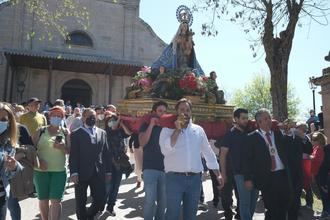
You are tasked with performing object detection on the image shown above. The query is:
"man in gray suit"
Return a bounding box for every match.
[69,108,112,220]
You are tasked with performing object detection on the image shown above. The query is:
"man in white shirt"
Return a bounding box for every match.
[159,98,223,220]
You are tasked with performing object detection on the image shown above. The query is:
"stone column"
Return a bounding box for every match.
[122,0,139,60]
[318,75,330,139]
[313,52,330,138]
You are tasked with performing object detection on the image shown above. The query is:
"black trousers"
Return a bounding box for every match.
[288,181,302,220]
[220,172,240,220]
[262,170,291,220]
[0,196,7,220]
[74,173,106,220]
[209,169,220,203]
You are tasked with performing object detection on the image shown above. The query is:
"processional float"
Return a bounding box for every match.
[117,5,234,139]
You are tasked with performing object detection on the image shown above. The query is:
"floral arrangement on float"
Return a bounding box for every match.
[126,66,219,103]
[131,66,153,92]
[178,72,208,96]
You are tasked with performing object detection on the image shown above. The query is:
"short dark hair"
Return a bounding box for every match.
[152,101,168,112]
[175,98,192,111]
[233,108,248,118]
[210,71,216,77]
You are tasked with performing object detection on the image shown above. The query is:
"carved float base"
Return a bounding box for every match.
[118,98,234,122]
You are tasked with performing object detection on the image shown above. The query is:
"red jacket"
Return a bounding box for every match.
[311,145,324,176]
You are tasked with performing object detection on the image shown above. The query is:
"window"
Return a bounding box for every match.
[66,31,93,47]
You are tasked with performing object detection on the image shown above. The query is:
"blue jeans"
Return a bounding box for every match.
[234,175,258,220]
[165,172,201,220]
[105,168,123,208]
[143,169,166,220]
[7,192,20,220]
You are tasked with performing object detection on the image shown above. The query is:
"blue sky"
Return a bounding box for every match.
[140,0,330,119]
[0,0,328,118]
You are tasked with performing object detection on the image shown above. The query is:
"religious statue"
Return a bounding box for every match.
[150,66,171,98]
[151,5,204,75]
[208,71,226,104]
[175,22,195,69]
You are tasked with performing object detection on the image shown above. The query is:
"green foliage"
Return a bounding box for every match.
[9,0,90,40]
[230,74,300,119]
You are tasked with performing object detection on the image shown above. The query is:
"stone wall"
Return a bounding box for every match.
[0,0,165,104]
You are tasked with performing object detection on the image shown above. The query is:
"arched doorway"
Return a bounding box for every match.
[61,79,92,107]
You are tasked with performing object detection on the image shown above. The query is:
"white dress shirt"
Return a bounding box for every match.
[259,129,285,171]
[159,122,219,173]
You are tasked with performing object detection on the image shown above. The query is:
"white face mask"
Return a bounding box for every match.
[108,119,119,129]
[97,114,105,121]
[0,121,8,134]
[108,121,115,128]
[16,112,23,118]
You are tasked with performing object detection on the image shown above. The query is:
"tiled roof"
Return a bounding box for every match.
[3,48,142,66]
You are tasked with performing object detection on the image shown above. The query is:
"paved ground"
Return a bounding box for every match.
[9,152,320,220]
[9,174,319,220]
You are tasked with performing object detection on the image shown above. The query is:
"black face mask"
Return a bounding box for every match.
[86,116,96,127]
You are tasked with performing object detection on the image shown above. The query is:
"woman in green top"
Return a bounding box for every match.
[32,106,70,220]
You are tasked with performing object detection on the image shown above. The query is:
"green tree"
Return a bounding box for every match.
[5,0,90,40]
[231,74,300,119]
[193,0,329,120]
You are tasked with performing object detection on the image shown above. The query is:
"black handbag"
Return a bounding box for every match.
[116,152,134,178]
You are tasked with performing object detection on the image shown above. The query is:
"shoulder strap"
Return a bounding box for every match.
[35,127,47,149]
[39,127,46,138]
[59,126,69,145]
[60,126,68,137]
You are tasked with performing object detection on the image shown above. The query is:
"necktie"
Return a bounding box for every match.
[89,127,94,135]
[266,132,276,171]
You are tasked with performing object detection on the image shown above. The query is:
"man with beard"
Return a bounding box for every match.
[159,98,223,220]
[220,108,258,220]
[139,101,168,220]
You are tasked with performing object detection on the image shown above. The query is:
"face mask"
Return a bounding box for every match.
[16,112,23,118]
[50,117,62,127]
[0,121,8,134]
[108,120,115,128]
[86,116,96,127]
[97,114,105,121]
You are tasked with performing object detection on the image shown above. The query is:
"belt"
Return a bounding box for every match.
[271,169,286,176]
[169,172,200,176]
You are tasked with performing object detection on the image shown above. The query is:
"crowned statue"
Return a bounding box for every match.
[125,5,227,102]
[151,5,204,76]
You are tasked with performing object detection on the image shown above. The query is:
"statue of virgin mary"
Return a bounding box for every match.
[151,16,204,75]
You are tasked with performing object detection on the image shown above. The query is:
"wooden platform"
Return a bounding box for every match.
[118,98,234,121]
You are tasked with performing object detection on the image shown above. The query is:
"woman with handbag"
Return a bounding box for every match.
[0,102,23,219]
[32,106,70,220]
[104,113,132,216]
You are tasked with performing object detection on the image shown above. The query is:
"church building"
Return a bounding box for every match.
[0,0,165,106]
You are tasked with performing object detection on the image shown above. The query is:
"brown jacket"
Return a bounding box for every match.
[10,145,36,199]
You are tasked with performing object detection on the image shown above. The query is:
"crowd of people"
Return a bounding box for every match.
[0,96,329,220]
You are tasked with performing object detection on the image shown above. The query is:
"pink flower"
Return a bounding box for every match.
[138,78,152,88]
[141,66,151,73]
